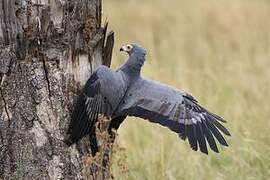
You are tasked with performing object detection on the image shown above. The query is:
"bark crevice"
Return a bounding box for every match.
[42,59,51,96]
[41,57,55,113]
[0,84,10,123]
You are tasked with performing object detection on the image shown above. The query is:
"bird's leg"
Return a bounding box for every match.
[108,116,126,142]
[89,131,99,157]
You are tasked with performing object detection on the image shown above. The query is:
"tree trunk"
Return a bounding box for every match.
[0,0,114,179]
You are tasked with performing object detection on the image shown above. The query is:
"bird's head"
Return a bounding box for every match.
[120,43,147,57]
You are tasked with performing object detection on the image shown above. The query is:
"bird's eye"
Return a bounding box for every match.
[127,45,133,50]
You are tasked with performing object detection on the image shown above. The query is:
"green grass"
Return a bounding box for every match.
[103,0,270,179]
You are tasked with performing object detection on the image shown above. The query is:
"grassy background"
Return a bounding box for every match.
[103,0,270,179]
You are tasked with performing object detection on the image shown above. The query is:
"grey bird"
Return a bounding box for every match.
[65,43,231,155]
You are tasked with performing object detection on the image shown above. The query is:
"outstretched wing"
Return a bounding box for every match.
[117,79,231,154]
[65,72,112,146]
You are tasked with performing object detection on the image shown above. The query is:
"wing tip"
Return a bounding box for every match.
[225,131,232,136]
[212,148,219,153]
[210,112,227,123]
[201,150,209,155]
[223,141,229,147]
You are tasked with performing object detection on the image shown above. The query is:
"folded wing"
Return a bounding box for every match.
[65,72,112,147]
[117,79,231,154]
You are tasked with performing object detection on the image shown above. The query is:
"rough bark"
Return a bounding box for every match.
[0,0,114,179]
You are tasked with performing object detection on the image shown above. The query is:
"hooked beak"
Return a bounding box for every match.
[120,44,133,54]
[120,45,130,53]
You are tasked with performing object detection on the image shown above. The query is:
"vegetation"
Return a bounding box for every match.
[103,0,270,179]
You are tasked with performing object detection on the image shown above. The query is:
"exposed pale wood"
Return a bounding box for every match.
[0,0,114,179]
